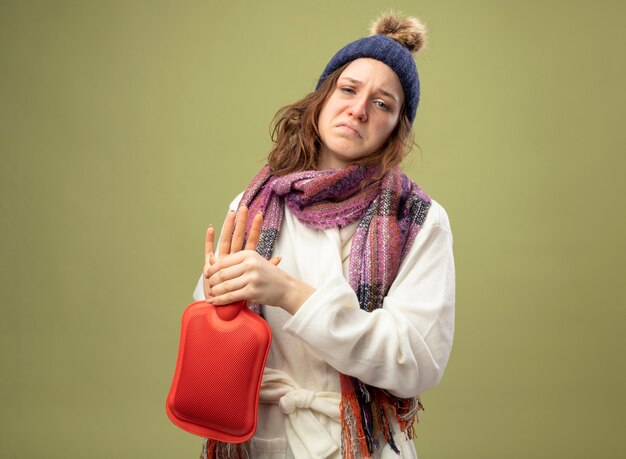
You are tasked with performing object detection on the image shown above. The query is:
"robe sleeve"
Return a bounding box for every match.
[282,200,455,398]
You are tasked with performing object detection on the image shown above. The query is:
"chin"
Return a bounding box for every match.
[334,152,366,164]
[320,139,375,168]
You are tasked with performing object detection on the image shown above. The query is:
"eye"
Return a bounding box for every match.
[374,100,390,111]
[340,86,356,95]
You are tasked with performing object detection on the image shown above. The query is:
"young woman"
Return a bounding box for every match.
[193,13,455,459]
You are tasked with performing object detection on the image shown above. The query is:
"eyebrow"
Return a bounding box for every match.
[339,77,400,104]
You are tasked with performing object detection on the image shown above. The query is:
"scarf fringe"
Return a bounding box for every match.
[341,376,425,457]
[340,375,370,457]
[201,438,250,459]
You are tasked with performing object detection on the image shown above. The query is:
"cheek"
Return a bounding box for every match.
[318,100,333,126]
[318,100,341,136]
[317,110,330,140]
[318,106,329,126]
[374,118,399,145]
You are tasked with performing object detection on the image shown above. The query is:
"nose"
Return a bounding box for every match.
[348,95,368,122]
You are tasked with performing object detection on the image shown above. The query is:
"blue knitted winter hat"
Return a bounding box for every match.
[316,14,427,125]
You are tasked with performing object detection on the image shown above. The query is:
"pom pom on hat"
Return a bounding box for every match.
[369,13,427,53]
[316,12,427,124]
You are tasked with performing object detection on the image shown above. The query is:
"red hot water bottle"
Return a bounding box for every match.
[166,300,272,443]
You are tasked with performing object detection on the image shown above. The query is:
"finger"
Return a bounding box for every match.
[206,288,247,306]
[203,276,211,300]
[208,273,248,298]
[218,210,236,259]
[207,263,247,290]
[230,206,248,254]
[206,286,250,306]
[245,212,264,250]
[204,225,214,271]
[205,251,247,279]
[269,256,282,266]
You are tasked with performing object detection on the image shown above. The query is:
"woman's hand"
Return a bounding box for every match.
[203,205,274,298]
[203,206,315,315]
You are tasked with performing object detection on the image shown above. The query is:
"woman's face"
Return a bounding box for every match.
[317,58,404,170]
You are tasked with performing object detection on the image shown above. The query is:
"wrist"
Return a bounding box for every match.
[281,274,315,315]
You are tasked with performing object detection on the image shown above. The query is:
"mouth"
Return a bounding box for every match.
[336,123,361,138]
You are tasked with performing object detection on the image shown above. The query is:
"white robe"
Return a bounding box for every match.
[194,192,455,458]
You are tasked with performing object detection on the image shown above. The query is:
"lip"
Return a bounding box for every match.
[336,123,361,138]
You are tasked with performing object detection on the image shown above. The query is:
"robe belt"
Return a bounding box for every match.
[259,367,341,459]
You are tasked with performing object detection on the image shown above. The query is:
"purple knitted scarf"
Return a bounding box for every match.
[204,163,431,458]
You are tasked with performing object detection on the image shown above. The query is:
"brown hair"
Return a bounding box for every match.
[267,63,414,177]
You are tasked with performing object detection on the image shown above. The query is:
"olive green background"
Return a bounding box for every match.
[1,0,624,457]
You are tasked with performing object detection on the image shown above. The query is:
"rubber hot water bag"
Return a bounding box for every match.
[166,300,272,442]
